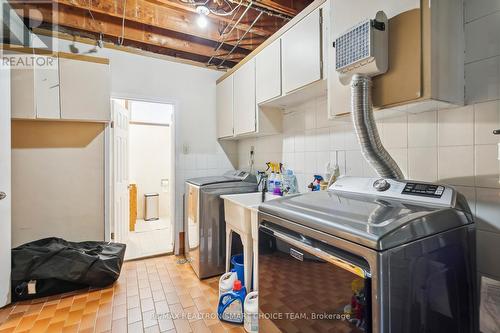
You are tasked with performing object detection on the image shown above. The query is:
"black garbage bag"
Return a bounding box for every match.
[11,237,126,301]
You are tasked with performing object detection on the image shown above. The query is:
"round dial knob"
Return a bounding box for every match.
[373,179,391,192]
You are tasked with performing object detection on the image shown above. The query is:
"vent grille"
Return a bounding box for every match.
[335,20,371,72]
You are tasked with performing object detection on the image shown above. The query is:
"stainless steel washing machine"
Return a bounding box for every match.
[185,170,257,279]
[258,176,476,333]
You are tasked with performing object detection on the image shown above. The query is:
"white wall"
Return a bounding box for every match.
[129,124,171,220]
[238,0,500,302]
[12,123,106,246]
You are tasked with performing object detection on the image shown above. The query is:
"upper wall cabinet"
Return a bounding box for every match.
[328,0,464,117]
[34,55,60,119]
[233,58,257,136]
[216,76,234,138]
[256,39,281,104]
[59,55,110,121]
[11,52,111,122]
[282,7,323,94]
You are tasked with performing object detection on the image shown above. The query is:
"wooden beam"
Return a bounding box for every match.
[54,0,264,50]
[147,0,284,38]
[14,3,248,62]
[32,28,231,69]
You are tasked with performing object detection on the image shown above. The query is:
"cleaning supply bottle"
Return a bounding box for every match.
[218,280,247,324]
[273,171,282,196]
[244,291,258,333]
[283,169,298,194]
[268,168,276,193]
[219,271,238,299]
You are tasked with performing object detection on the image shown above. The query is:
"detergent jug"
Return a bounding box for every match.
[219,271,238,298]
[244,291,258,333]
[217,280,247,324]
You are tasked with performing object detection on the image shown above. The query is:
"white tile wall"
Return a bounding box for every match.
[237,96,500,283]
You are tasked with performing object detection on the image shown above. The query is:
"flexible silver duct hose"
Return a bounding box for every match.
[351,74,405,179]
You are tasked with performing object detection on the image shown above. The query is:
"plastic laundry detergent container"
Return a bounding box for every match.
[218,280,247,324]
[244,291,258,333]
[231,254,245,286]
[219,271,238,298]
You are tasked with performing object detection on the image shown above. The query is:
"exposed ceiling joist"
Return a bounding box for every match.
[8,0,313,67]
[14,3,247,63]
[54,0,266,49]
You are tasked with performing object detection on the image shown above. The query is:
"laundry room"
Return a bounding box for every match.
[0,0,499,332]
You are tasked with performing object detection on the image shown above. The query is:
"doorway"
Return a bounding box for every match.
[111,98,175,260]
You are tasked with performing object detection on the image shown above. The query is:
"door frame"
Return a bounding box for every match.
[107,93,178,251]
[0,64,12,307]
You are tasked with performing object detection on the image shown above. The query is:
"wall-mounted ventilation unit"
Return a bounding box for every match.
[335,11,389,85]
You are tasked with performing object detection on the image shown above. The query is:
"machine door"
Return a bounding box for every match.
[259,221,372,333]
[186,183,200,275]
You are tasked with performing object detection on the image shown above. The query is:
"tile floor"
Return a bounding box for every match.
[0,255,245,333]
[125,224,174,260]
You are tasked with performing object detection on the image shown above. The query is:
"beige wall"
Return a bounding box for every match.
[11,120,105,247]
[129,124,171,220]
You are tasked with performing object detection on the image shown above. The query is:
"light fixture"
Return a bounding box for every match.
[196,5,210,28]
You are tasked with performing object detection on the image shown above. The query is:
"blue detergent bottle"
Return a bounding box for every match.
[217,280,247,324]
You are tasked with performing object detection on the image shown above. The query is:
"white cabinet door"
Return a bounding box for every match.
[256,39,281,104]
[216,76,234,138]
[282,8,322,94]
[59,57,110,121]
[233,59,256,136]
[34,55,60,119]
[11,67,36,119]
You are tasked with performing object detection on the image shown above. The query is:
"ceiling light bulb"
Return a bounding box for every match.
[197,14,208,28]
[195,5,209,28]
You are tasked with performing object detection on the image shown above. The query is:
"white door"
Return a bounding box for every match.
[112,101,129,244]
[256,39,282,104]
[0,66,12,306]
[34,55,60,119]
[282,8,322,94]
[233,58,257,136]
[216,76,234,139]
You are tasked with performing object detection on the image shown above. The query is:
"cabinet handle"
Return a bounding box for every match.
[0,192,6,200]
[493,129,500,135]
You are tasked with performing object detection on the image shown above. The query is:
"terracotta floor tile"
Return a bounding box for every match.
[79,312,97,330]
[142,310,157,328]
[97,302,113,317]
[25,317,51,333]
[165,293,179,306]
[112,303,127,321]
[128,321,144,333]
[127,307,142,324]
[140,299,154,313]
[111,317,127,333]
[50,307,71,325]
[0,256,241,333]
[56,297,73,310]
[95,314,112,333]
[190,320,212,333]
[46,320,65,333]
[179,296,194,310]
[13,313,37,332]
[113,293,126,307]
[144,325,160,333]
[9,305,28,315]
[127,295,140,310]
[64,309,85,326]
[83,299,99,315]
[61,323,79,333]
